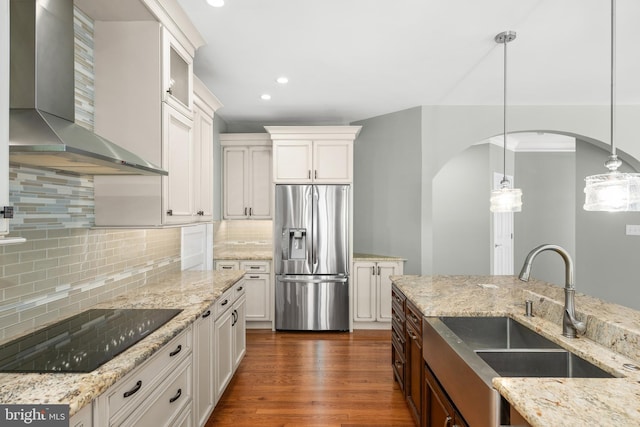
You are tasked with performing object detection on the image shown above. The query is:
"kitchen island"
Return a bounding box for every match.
[392,274,640,426]
[0,270,244,418]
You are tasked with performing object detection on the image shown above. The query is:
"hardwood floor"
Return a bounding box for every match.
[206,329,415,427]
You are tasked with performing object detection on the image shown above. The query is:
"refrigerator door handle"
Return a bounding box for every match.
[312,186,319,271]
[278,277,349,284]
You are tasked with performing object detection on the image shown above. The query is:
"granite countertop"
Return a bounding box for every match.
[353,252,406,262]
[0,270,245,417]
[213,246,405,263]
[214,243,272,260]
[392,275,640,426]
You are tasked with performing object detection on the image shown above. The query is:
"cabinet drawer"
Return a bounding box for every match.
[392,339,405,392]
[392,321,406,352]
[391,286,405,312]
[392,304,405,335]
[240,260,270,273]
[215,287,235,319]
[117,358,192,427]
[234,279,246,299]
[107,329,190,422]
[405,300,422,335]
[215,261,240,271]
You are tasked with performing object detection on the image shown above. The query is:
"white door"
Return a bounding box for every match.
[493,172,514,275]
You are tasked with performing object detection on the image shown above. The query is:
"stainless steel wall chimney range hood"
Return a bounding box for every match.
[9,0,167,176]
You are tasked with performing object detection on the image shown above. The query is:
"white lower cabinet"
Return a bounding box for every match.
[70,403,92,427]
[94,328,192,427]
[192,306,215,426]
[214,281,246,404]
[353,260,404,325]
[215,260,272,325]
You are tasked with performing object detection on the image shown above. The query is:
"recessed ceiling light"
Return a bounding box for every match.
[206,0,224,7]
[261,94,271,100]
[276,76,289,84]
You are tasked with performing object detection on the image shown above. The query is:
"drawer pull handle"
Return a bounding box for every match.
[249,275,260,279]
[221,299,229,306]
[169,345,182,357]
[123,380,142,398]
[237,286,244,291]
[222,266,233,270]
[202,310,211,318]
[250,266,260,269]
[169,388,182,403]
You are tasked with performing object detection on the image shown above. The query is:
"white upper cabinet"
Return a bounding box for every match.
[163,28,193,117]
[193,76,222,222]
[90,2,219,226]
[162,104,194,224]
[221,134,272,220]
[266,126,361,184]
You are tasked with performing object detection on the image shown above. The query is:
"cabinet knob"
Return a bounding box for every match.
[197,210,204,216]
[166,209,173,216]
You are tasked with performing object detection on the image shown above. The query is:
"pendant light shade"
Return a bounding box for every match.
[490,30,522,213]
[583,0,640,212]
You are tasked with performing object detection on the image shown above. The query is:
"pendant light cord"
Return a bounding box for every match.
[503,36,508,183]
[610,0,616,157]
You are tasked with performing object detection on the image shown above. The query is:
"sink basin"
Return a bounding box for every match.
[423,316,618,426]
[475,349,613,378]
[440,316,560,350]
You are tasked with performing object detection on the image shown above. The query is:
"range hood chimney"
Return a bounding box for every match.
[9,0,167,176]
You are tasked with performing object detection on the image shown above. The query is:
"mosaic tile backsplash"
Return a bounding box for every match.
[0,227,181,343]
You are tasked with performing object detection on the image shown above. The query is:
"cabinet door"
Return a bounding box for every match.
[406,321,423,425]
[376,262,402,322]
[232,295,247,371]
[353,262,376,322]
[424,365,456,427]
[193,104,214,221]
[313,140,352,183]
[248,147,272,218]
[193,307,214,426]
[162,28,193,116]
[273,141,313,183]
[244,274,270,321]
[214,307,234,401]
[223,147,249,219]
[163,104,194,224]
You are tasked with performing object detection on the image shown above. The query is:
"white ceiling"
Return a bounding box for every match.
[176,0,640,127]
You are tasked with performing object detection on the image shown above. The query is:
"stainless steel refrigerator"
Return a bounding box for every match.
[274,184,350,331]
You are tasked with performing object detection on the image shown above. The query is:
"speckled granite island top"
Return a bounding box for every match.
[392,275,640,427]
[0,270,244,417]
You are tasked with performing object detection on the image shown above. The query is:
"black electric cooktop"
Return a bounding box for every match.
[0,308,182,373]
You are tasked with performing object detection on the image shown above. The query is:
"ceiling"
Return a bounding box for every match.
[176,0,640,128]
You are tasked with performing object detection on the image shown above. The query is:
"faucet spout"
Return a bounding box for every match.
[518,244,585,338]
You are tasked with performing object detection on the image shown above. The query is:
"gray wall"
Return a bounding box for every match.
[352,107,422,274]
[433,144,491,274]
[575,141,640,309]
[514,151,575,286]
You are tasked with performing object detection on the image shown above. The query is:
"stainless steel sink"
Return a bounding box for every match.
[423,316,617,427]
[476,349,613,378]
[440,316,560,350]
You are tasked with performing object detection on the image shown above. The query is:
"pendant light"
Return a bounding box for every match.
[584,0,640,212]
[490,31,523,213]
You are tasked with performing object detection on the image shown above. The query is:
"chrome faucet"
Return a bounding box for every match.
[518,244,586,338]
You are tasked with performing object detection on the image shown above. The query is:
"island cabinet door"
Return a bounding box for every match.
[423,364,469,427]
[405,319,423,425]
